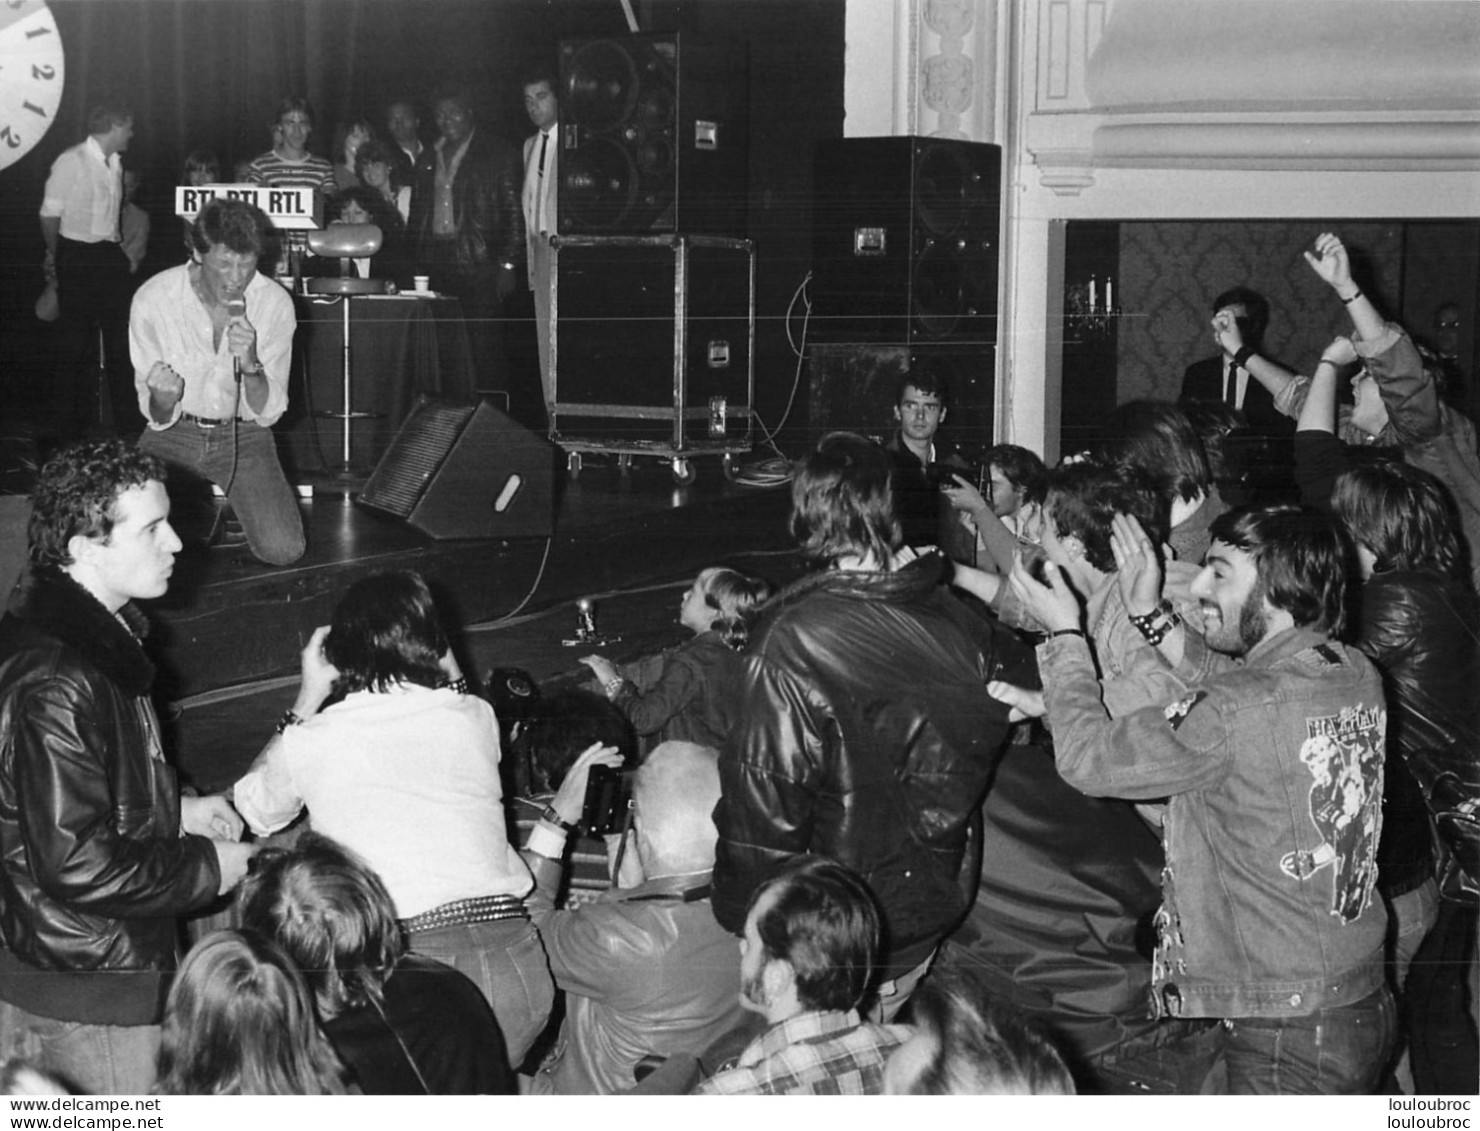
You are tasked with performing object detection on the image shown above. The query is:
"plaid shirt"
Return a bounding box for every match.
[697,1009,908,1095]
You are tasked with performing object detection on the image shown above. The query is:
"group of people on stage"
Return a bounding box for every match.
[21,89,1480,1096]
[36,77,564,569]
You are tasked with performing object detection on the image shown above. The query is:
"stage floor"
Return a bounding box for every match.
[151,453,801,791]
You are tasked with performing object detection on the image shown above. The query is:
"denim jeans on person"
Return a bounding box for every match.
[139,420,305,566]
[406,917,555,1069]
[1221,985,1397,1094]
[0,999,158,1095]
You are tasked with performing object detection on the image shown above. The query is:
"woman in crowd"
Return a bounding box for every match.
[231,570,555,1067]
[331,116,376,190]
[357,139,413,222]
[154,930,348,1095]
[301,185,413,290]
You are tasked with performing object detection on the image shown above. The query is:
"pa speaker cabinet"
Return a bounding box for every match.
[811,137,1001,345]
[558,32,749,236]
[807,342,996,454]
[358,397,554,540]
[550,234,754,457]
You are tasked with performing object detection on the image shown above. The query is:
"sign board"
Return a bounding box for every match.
[174,184,324,230]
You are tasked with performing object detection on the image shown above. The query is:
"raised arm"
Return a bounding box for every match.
[1305,231,1385,343]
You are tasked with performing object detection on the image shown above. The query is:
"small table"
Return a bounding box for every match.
[279,293,475,476]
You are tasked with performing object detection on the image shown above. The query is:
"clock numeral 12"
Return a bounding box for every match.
[32,64,55,81]
[0,127,21,150]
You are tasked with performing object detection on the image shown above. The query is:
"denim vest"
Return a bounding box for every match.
[1044,626,1389,1020]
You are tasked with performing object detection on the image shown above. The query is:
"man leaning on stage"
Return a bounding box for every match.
[39,102,138,437]
[1014,504,1394,1093]
[698,857,908,1095]
[130,197,306,567]
[521,740,745,1094]
[0,440,254,1095]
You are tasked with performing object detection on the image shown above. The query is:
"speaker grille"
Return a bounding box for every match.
[358,400,476,518]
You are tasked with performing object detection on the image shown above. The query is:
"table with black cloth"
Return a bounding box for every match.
[279,293,475,476]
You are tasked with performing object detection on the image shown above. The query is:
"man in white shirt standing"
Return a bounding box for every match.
[521,69,560,417]
[39,103,137,437]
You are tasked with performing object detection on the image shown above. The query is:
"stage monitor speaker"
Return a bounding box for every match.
[811,137,1001,346]
[558,32,749,236]
[358,397,554,540]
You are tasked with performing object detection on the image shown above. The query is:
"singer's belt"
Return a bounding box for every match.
[180,413,244,429]
[398,894,529,934]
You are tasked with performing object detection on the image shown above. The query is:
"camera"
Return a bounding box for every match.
[926,462,973,490]
[580,763,634,836]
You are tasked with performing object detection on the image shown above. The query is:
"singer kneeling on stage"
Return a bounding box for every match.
[130,197,305,566]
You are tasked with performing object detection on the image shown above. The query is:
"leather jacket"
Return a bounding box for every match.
[526,847,744,1095]
[711,556,1035,978]
[0,573,220,1025]
[1042,625,1389,1020]
[1358,570,1480,898]
[408,129,524,275]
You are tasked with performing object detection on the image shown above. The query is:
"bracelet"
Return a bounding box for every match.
[1340,290,1363,305]
[1127,600,1172,632]
[1129,601,1182,646]
[440,676,469,695]
[1046,628,1084,640]
[274,709,306,735]
[539,804,578,835]
[603,675,626,700]
[1232,346,1256,368]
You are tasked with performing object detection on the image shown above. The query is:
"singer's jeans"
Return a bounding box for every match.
[139,420,305,566]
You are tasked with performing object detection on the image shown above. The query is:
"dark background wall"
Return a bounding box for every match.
[0,0,845,455]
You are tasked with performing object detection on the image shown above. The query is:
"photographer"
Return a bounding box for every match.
[884,368,977,563]
[521,741,745,1094]
[232,570,553,1068]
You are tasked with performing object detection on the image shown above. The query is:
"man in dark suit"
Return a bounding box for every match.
[1179,286,1290,437]
[408,86,524,396]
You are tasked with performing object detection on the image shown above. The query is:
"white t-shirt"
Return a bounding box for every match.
[234,684,531,916]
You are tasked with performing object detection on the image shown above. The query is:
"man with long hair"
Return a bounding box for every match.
[1016,504,1393,1093]
[711,432,1034,1021]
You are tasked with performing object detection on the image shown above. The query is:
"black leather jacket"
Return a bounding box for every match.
[408,129,524,275]
[711,556,1036,977]
[0,574,219,1024]
[1358,569,1480,897]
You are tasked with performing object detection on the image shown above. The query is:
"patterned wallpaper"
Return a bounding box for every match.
[1116,222,1405,403]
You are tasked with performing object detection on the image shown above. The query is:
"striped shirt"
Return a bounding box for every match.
[697,1009,908,1095]
[244,150,337,194]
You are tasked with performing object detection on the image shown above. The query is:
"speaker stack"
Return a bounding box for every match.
[358,397,555,540]
[557,32,749,236]
[808,137,1002,445]
[549,33,755,478]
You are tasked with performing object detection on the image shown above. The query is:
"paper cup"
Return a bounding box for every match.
[413,275,430,293]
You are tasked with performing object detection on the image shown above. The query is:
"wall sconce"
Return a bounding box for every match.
[1065,274,1118,343]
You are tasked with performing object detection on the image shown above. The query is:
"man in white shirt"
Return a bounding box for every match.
[130,198,305,566]
[521,70,560,414]
[39,104,137,437]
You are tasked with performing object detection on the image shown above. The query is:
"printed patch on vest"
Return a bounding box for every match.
[1278,704,1386,922]
[1163,692,1206,731]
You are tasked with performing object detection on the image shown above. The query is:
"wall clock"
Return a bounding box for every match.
[0,0,63,172]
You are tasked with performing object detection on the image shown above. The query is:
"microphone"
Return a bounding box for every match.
[227,298,246,382]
